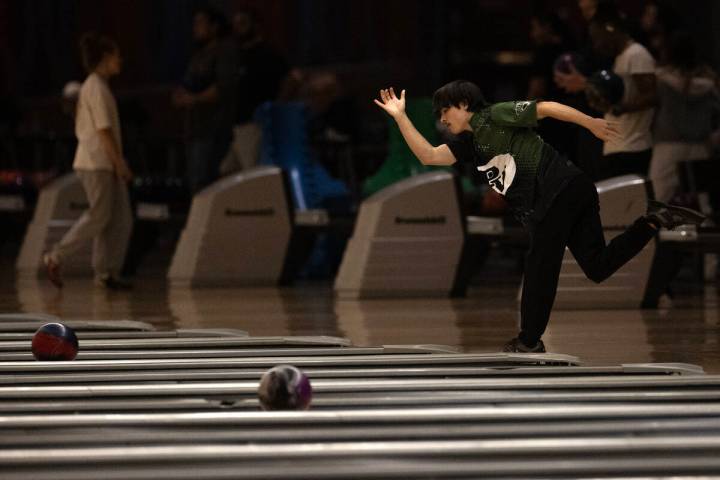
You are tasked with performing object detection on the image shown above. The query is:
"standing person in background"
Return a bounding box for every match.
[553,0,615,179]
[554,0,617,96]
[588,12,657,179]
[528,12,572,102]
[638,0,679,66]
[642,31,720,308]
[649,31,720,204]
[173,6,235,192]
[43,32,133,290]
[219,8,290,175]
[527,12,575,158]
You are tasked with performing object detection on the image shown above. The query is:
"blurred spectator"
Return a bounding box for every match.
[528,12,573,100]
[173,6,235,192]
[577,0,599,21]
[43,32,133,290]
[552,0,614,179]
[527,12,575,157]
[297,70,355,143]
[219,8,290,175]
[588,12,656,179]
[554,0,619,95]
[649,30,720,203]
[638,0,679,65]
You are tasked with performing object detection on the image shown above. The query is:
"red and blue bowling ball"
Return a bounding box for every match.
[258,365,312,411]
[31,323,79,361]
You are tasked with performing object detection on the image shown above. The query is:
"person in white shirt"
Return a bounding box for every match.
[650,31,720,203]
[587,13,657,179]
[43,32,133,290]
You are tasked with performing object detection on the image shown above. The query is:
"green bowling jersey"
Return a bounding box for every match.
[451,100,581,226]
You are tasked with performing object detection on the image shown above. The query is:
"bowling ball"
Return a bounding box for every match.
[480,190,508,216]
[258,365,312,411]
[31,323,79,361]
[553,52,589,75]
[585,69,625,112]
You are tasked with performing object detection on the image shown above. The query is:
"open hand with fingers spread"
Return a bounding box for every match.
[586,117,620,142]
[373,87,406,119]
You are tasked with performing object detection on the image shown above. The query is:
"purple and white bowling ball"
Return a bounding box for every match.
[258,365,313,411]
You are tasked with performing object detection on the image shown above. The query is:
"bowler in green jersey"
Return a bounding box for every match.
[374,81,706,352]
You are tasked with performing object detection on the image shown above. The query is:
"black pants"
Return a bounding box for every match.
[519,173,656,346]
[598,149,652,181]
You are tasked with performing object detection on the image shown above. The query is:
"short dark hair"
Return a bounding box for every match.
[532,12,564,35]
[667,30,698,72]
[194,4,230,37]
[79,32,117,73]
[432,80,487,117]
[589,9,628,35]
[233,6,259,24]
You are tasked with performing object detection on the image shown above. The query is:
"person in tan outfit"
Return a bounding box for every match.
[43,32,133,289]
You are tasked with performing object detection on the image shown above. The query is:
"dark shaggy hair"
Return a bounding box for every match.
[194,4,230,37]
[589,9,629,34]
[667,30,698,72]
[432,80,488,117]
[79,32,117,74]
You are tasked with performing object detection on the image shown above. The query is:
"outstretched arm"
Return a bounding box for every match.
[374,87,456,166]
[537,101,619,142]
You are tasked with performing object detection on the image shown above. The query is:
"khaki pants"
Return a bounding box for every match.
[649,142,709,203]
[649,142,717,282]
[50,170,133,278]
[219,122,262,176]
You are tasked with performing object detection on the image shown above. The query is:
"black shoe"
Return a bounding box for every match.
[42,253,63,289]
[95,275,133,290]
[646,200,706,230]
[502,337,546,353]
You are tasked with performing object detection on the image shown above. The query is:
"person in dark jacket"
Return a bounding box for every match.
[173,6,235,193]
[374,80,705,353]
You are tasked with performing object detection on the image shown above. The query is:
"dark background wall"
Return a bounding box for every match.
[2,0,718,98]
[0,0,718,176]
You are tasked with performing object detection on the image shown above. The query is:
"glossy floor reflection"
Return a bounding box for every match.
[2,261,718,372]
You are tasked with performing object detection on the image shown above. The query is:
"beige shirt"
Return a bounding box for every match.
[603,42,655,155]
[72,73,122,171]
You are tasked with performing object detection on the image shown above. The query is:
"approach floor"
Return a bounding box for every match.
[0,253,717,373]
